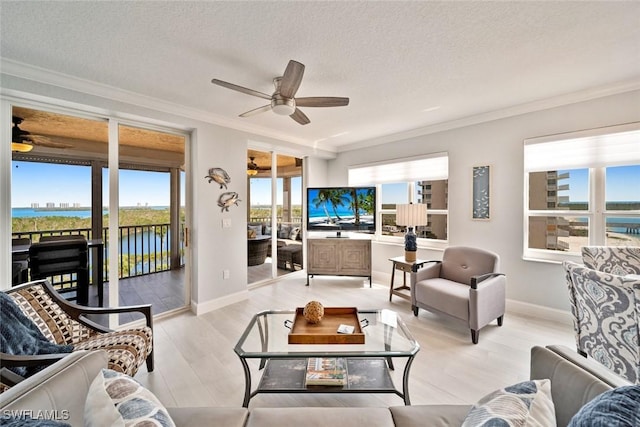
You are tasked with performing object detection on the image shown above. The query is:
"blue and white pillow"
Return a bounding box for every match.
[84,368,175,427]
[462,379,556,427]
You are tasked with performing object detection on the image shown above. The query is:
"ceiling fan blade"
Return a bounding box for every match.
[211,79,272,100]
[295,97,350,108]
[290,108,310,125]
[279,60,305,98]
[31,136,73,149]
[239,104,272,117]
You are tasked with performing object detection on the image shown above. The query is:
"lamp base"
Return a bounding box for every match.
[405,250,417,263]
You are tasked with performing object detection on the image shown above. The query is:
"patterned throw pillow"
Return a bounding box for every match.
[568,385,640,427]
[84,368,175,427]
[462,379,556,427]
[0,416,70,427]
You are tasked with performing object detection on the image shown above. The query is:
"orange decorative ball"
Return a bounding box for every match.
[303,301,324,324]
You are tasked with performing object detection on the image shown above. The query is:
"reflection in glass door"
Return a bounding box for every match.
[247,149,302,284]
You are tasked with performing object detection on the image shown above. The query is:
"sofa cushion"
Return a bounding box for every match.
[567,385,640,427]
[390,404,472,427]
[248,224,263,237]
[85,368,175,427]
[246,407,395,427]
[167,407,248,427]
[414,278,470,321]
[461,379,556,427]
[278,224,292,239]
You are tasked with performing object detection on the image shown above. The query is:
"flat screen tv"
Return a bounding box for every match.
[307,187,376,236]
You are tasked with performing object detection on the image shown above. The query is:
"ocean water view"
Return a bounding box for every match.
[12,206,168,218]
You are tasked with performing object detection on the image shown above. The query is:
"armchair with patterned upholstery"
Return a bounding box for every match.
[563,261,640,384]
[410,246,506,344]
[1,279,153,391]
[581,246,640,276]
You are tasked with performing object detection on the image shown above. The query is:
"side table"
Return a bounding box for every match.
[388,256,428,302]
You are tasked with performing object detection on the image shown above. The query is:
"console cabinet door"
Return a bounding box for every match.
[307,239,371,277]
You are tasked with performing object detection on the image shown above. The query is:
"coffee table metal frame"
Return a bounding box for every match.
[234,309,420,407]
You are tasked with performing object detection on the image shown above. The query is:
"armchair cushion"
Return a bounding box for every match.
[74,328,153,377]
[440,246,500,286]
[414,278,470,321]
[0,293,73,377]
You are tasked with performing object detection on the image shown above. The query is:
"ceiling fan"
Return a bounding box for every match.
[247,156,270,176]
[211,60,349,125]
[12,116,73,151]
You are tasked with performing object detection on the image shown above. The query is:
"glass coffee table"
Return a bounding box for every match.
[234,309,420,407]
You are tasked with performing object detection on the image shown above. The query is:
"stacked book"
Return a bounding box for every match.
[305,358,347,386]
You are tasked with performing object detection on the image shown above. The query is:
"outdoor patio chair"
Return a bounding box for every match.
[563,261,639,384]
[0,279,153,391]
[28,238,89,305]
[410,246,506,344]
[11,238,30,286]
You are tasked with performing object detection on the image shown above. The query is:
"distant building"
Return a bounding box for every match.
[59,202,69,208]
[46,202,55,208]
[73,203,81,208]
[529,171,571,251]
[416,180,448,240]
[30,203,39,208]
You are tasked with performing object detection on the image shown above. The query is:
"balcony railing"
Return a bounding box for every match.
[12,222,185,281]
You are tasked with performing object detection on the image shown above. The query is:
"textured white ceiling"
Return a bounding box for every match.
[1,1,639,151]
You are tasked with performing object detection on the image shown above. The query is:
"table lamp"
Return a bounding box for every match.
[396,203,427,262]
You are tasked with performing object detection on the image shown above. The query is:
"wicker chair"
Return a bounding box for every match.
[1,279,153,390]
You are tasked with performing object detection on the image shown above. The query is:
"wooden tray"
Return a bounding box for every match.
[288,307,365,344]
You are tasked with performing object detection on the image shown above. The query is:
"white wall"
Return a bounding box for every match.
[328,90,640,311]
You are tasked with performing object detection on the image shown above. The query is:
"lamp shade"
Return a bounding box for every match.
[396,203,427,227]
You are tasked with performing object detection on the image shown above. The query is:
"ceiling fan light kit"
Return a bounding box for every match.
[211,60,349,125]
[11,142,33,152]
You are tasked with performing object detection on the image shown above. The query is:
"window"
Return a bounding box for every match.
[524,123,640,261]
[349,153,448,244]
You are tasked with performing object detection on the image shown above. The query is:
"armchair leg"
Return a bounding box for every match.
[412,306,419,316]
[471,329,479,344]
[146,351,155,372]
[497,315,504,326]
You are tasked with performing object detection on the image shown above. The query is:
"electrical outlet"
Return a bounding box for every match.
[222,218,232,228]
[223,269,230,279]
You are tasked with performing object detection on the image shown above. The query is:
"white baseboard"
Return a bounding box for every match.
[506,299,573,325]
[191,289,249,316]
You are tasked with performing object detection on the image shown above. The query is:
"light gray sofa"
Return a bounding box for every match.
[0,345,630,427]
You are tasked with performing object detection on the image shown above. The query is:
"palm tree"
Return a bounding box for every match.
[349,188,361,224]
[326,189,350,221]
[312,189,335,223]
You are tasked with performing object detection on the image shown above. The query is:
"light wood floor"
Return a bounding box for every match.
[136,272,575,410]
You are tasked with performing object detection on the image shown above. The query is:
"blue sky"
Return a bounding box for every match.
[11,161,184,207]
[10,161,638,208]
[250,177,302,206]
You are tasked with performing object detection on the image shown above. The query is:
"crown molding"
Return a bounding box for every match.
[0,58,325,150]
[339,78,640,153]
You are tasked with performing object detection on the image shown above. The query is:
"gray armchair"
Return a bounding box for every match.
[410,246,506,344]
